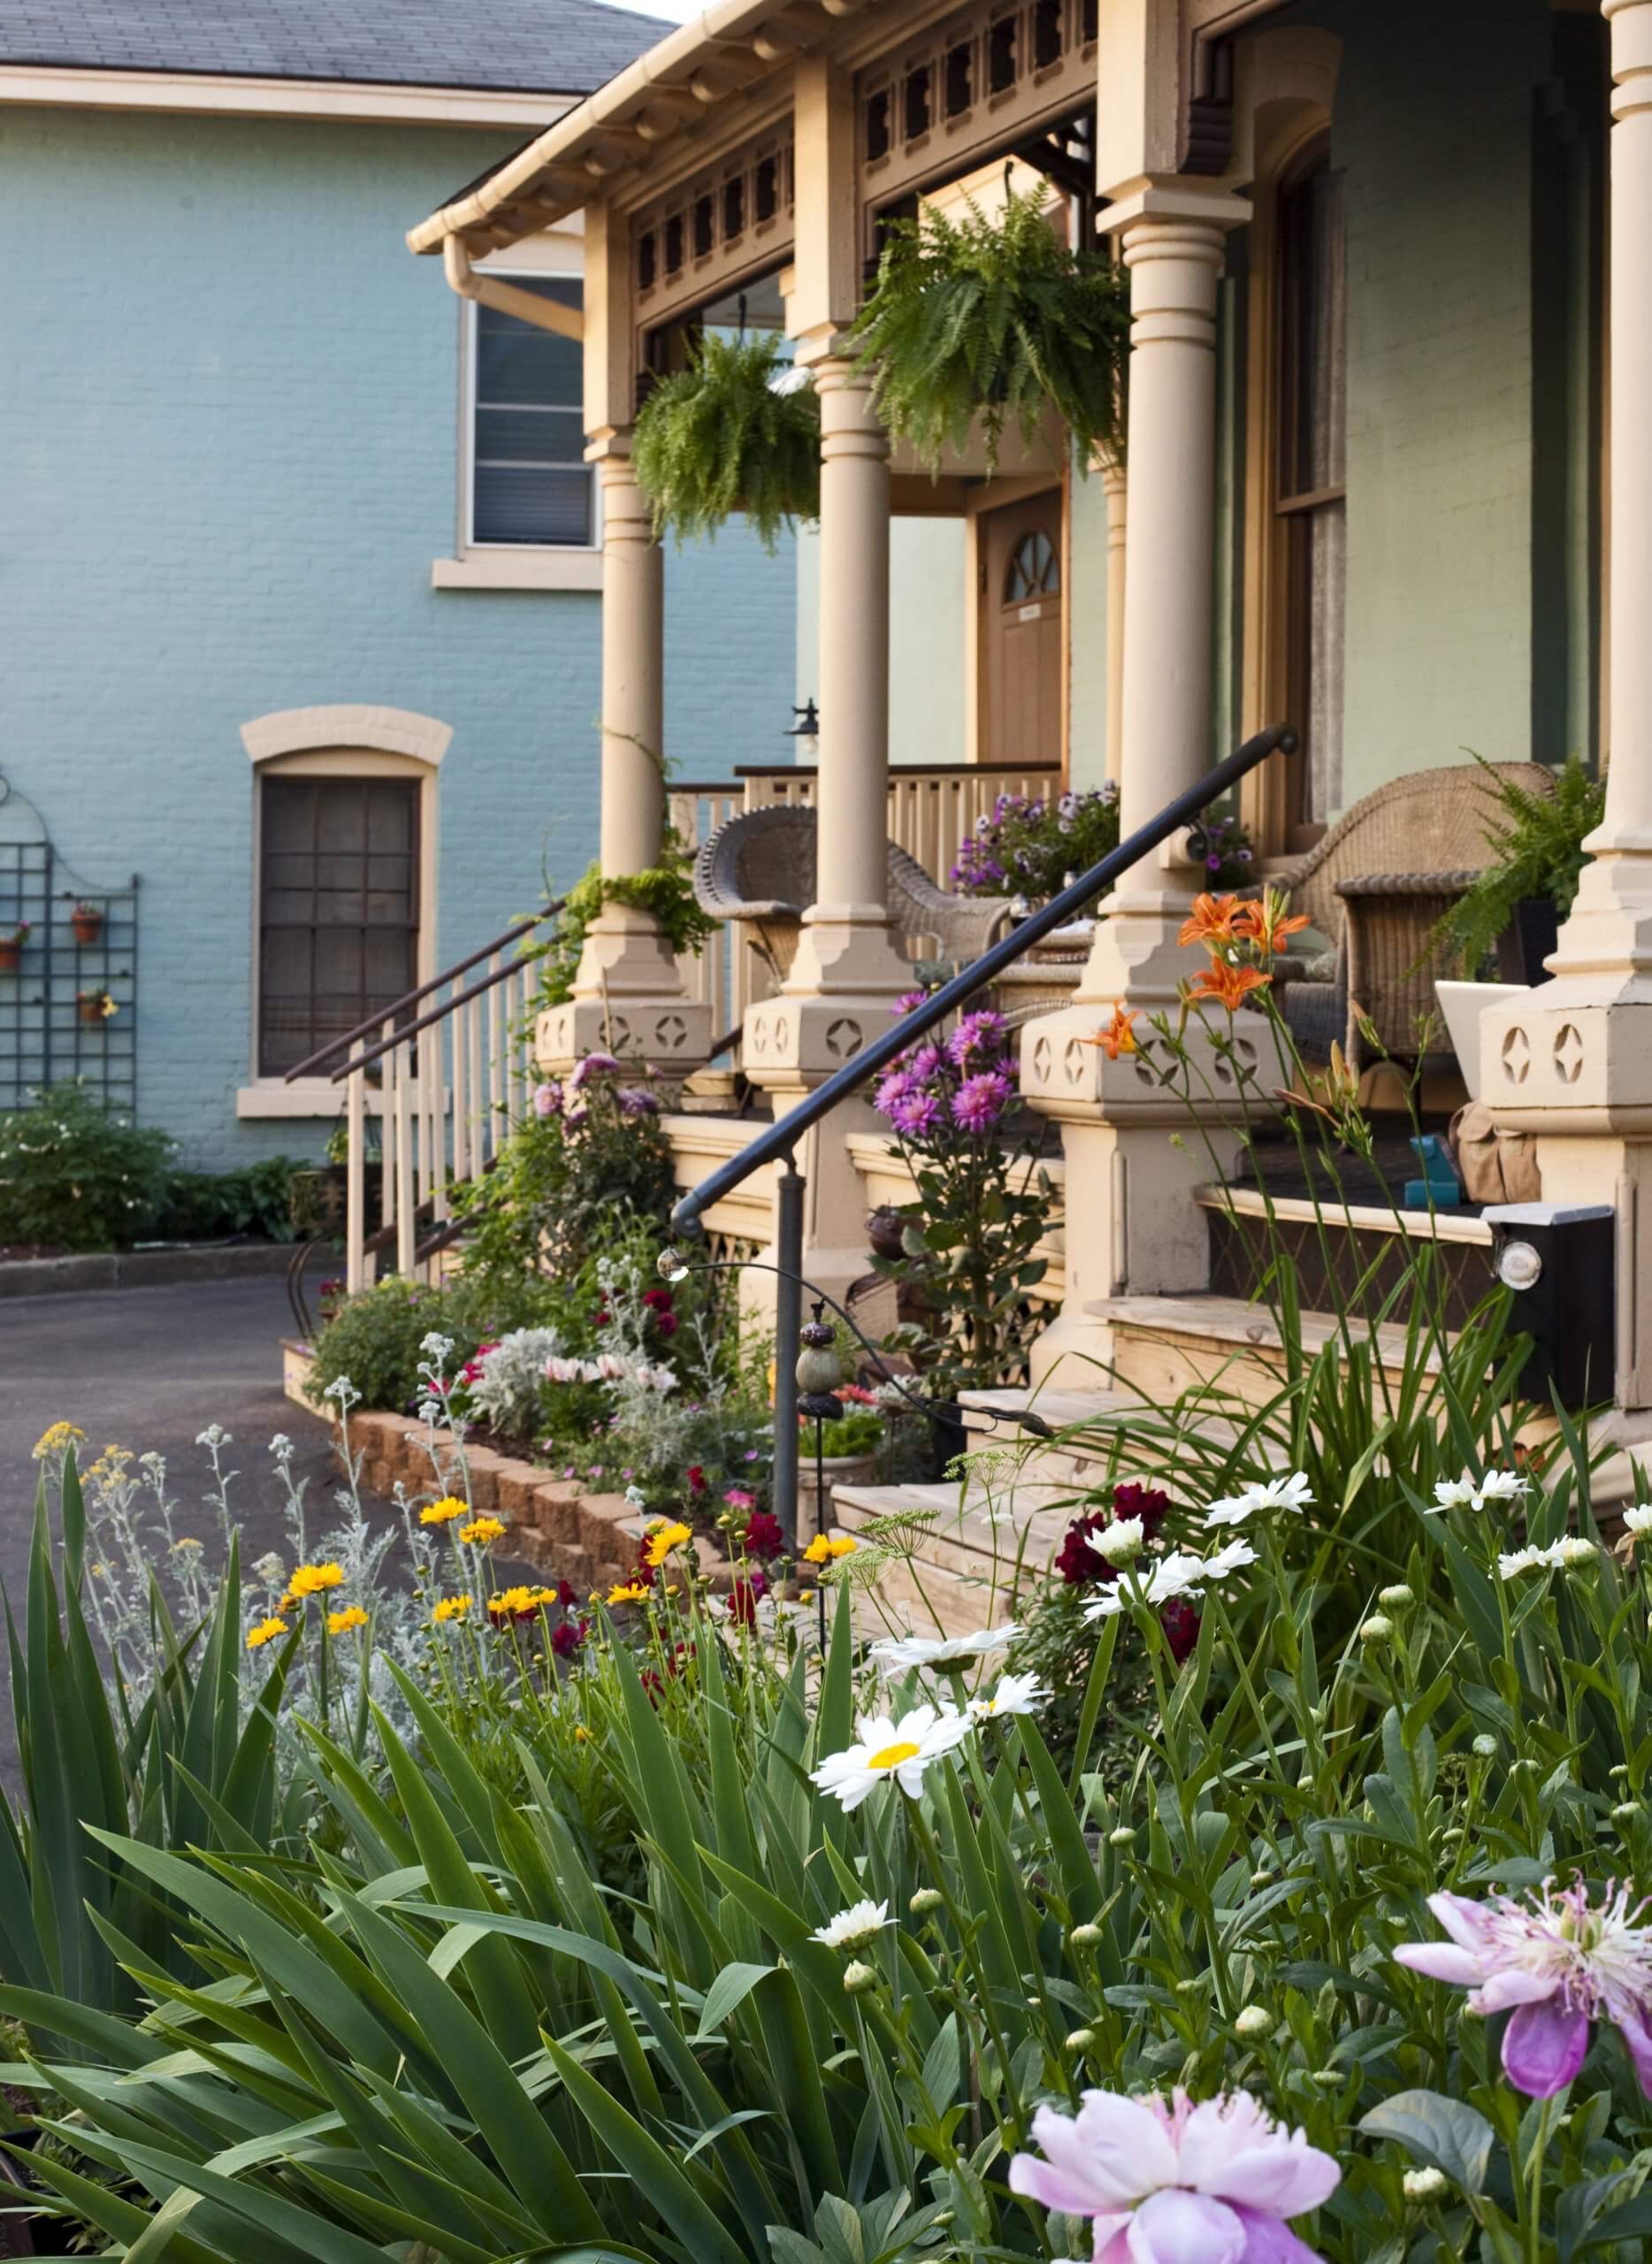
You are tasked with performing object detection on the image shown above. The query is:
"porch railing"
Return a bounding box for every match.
[667,760,1061,1040]
[669,725,1297,1548]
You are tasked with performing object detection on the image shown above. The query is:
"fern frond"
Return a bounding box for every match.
[632,331,820,550]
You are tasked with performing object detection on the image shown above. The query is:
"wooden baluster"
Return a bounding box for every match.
[487,952,504,1165]
[466,986,482,1179]
[344,1048,366,1296]
[450,987,469,1189]
[394,1035,417,1278]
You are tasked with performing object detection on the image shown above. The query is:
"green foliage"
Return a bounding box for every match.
[850,183,1128,475]
[535,829,715,1008]
[304,1274,548,1415]
[153,1154,302,1243]
[810,1408,884,1459]
[0,1083,174,1251]
[633,329,821,549]
[1434,753,1606,975]
[951,784,1120,898]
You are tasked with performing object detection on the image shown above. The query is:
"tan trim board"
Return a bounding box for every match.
[0,64,575,128]
[432,549,604,592]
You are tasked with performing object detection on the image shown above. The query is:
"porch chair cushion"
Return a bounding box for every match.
[692,802,1011,983]
[1269,761,1556,1069]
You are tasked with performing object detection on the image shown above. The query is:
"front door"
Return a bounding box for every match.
[978,490,1063,767]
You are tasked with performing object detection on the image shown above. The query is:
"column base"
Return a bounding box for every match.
[535,906,712,1077]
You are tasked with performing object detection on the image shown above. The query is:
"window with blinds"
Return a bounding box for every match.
[470,276,593,547]
[258,777,419,1076]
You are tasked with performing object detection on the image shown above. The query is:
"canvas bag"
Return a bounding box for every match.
[1448,1102,1541,1205]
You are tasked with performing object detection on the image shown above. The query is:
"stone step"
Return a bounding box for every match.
[1086,1291,1445,1407]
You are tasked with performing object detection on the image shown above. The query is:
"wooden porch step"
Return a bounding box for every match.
[1086,1291,1446,1405]
[830,1474,1087,1633]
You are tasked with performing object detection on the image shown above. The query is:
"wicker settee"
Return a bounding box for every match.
[1271,761,1556,1068]
[692,803,1012,985]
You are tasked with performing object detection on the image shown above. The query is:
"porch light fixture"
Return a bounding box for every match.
[1483,1201,1615,1410]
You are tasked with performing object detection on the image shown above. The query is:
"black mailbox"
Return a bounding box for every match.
[1483,1202,1615,1411]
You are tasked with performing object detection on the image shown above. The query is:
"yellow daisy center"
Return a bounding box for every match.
[868,1740,922,1771]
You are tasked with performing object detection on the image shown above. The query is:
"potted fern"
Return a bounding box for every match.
[1434,753,1606,983]
[632,331,820,551]
[850,182,1128,474]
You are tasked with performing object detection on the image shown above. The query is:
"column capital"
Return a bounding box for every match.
[1099,178,1253,239]
[1605,0,1652,116]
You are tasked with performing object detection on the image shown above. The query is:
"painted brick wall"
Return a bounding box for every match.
[0,105,794,1166]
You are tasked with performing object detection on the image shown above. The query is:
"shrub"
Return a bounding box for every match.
[0,1082,174,1251]
[152,1153,302,1243]
[304,1274,550,1416]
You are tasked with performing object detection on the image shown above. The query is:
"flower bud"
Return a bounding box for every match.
[1403,2168,1448,2203]
[908,1887,944,1916]
[1310,2069,1342,2090]
[1611,1763,1631,1780]
[1174,1975,1205,1996]
[1612,1801,1641,1826]
[1357,1614,1393,1645]
[1250,1870,1272,1888]
[1472,1733,1498,1758]
[1108,1825,1136,1847]
[1378,1584,1414,1610]
[843,1961,878,1995]
[1235,2006,1273,2039]
[1063,2029,1097,2053]
[1069,1922,1103,1947]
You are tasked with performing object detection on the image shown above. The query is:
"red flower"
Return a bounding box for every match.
[742,1511,784,1560]
[728,1573,767,1625]
[1160,1597,1201,1663]
[1052,1482,1171,1586]
[686,1465,707,1496]
[1112,1482,1170,1538]
[654,1312,678,1338]
[555,1579,577,1609]
[551,1617,589,1658]
[642,1287,674,1312]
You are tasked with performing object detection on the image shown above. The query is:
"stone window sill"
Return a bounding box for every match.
[432,548,603,593]
[237,1080,386,1119]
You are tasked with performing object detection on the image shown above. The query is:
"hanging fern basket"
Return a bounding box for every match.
[632,331,821,551]
[849,183,1129,476]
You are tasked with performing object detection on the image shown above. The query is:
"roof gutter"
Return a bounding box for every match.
[407,0,807,256]
[441,233,584,340]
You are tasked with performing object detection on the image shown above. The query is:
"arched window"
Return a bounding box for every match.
[1274,142,1346,837]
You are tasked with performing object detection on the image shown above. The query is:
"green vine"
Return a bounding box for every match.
[849,181,1129,476]
[534,828,716,1007]
[632,330,821,551]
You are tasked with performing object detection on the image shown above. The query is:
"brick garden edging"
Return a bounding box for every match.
[332,1408,733,1596]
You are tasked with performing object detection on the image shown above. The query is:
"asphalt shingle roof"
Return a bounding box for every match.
[0,0,673,96]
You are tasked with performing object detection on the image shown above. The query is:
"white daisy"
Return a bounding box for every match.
[810,1897,891,1950]
[1624,1504,1652,1536]
[1428,1470,1529,1515]
[1083,1541,1258,1623]
[1552,1535,1598,1568]
[809,1705,973,1810]
[968,1671,1048,1721]
[1497,1546,1544,1579]
[1088,1516,1145,1567]
[1429,1477,1479,1513]
[1204,1536,1263,1580]
[871,1625,1021,1670]
[1205,1471,1314,1528]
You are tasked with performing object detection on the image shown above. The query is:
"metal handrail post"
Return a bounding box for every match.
[772,1158,805,1552]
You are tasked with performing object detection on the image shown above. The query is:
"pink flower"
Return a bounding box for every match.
[532,1082,562,1118]
[723,1488,757,1511]
[952,1069,1013,1133]
[1394,1879,1652,2099]
[874,1070,914,1118]
[569,1052,620,1089]
[1009,2087,1339,2264]
[947,1008,1006,1067]
[891,1090,944,1139]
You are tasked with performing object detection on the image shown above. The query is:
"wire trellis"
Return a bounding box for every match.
[0,769,140,1113]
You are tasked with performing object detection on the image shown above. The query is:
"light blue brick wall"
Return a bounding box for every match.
[0,104,793,1166]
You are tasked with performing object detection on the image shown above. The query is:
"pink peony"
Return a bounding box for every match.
[1009,2087,1339,2264]
[1395,1879,1652,2099]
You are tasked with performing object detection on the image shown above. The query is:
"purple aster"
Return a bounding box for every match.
[873,1069,914,1120]
[891,1090,944,1139]
[1395,1878,1652,2099]
[952,1070,1013,1133]
[617,1087,660,1116]
[570,1051,621,1089]
[532,1081,562,1118]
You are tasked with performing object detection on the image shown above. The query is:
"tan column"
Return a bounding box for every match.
[1100,459,1128,788]
[1480,0,1652,1430]
[535,447,710,1076]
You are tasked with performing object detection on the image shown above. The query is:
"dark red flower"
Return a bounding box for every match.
[741,1510,784,1561]
[654,1312,678,1338]
[555,1579,577,1609]
[1112,1481,1170,1538]
[1160,1598,1200,1663]
[686,1465,707,1495]
[728,1574,766,1626]
[551,1617,589,1658]
[1053,1481,1173,1586]
[642,1287,674,1312]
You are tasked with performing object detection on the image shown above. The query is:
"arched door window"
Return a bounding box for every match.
[1275,144,1346,838]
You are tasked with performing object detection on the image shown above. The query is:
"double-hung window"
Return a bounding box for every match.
[469,276,593,547]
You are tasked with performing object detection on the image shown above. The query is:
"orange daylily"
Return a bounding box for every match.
[1235,889,1311,958]
[1189,960,1273,1013]
[1179,893,1248,947]
[1090,1005,1142,1059]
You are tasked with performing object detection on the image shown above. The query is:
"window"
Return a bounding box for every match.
[470,276,592,547]
[257,776,419,1076]
[1274,149,1346,834]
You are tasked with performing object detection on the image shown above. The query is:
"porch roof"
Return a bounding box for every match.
[408,0,802,254]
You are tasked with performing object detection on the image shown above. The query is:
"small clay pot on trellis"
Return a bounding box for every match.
[70,901,103,945]
[77,988,117,1027]
[0,926,27,975]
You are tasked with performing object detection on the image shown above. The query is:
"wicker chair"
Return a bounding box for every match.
[1271,761,1556,1068]
[692,803,1011,987]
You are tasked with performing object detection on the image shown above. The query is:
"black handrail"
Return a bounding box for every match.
[669,723,1296,1235]
[328,946,539,1082]
[282,904,560,1083]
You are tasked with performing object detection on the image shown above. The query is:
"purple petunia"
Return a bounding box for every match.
[952,1070,1013,1133]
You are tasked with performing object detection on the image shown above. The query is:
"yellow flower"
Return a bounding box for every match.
[802,1534,859,1564]
[643,1519,693,1568]
[432,1594,471,1623]
[420,1496,469,1526]
[170,1535,203,1553]
[326,1604,369,1635]
[458,1516,507,1545]
[487,1586,537,1618]
[574,1725,591,1742]
[288,1562,346,1597]
[247,1617,289,1650]
[606,1580,652,1606]
[31,1421,86,1461]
